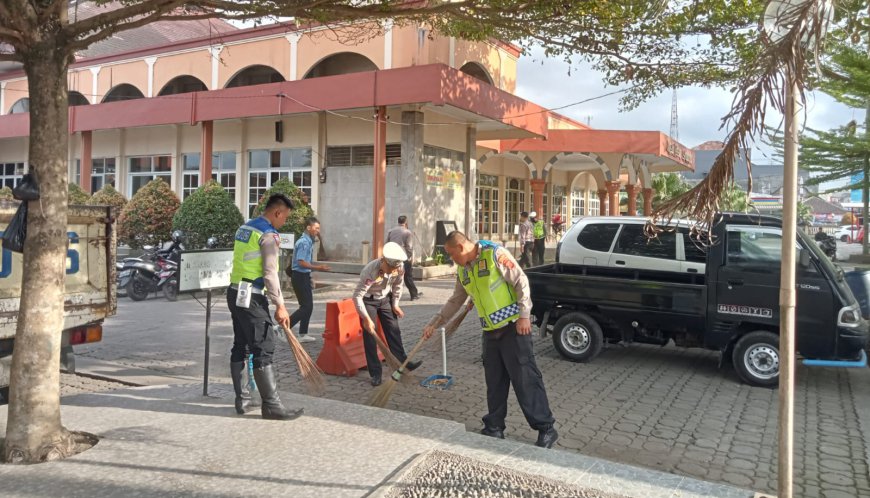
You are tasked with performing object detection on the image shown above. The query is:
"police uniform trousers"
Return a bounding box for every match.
[482,320,555,431]
[227,288,275,368]
[360,295,408,378]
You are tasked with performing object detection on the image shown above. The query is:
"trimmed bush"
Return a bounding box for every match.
[118,179,180,249]
[251,177,314,237]
[69,183,91,204]
[0,187,12,201]
[173,181,244,249]
[88,184,128,212]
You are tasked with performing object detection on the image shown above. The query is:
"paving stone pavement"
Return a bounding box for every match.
[81,274,870,497]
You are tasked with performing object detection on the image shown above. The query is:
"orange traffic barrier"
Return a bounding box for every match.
[316,299,386,377]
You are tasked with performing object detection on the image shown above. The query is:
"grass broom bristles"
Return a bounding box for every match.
[280,324,326,395]
[369,334,429,408]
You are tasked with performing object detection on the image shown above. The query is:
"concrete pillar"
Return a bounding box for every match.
[383,20,394,69]
[144,57,157,97]
[643,188,655,216]
[607,181,621,216]
[209,46,223,90]
[464,125,477,238]
[0,81,5,116]
[531,179,546,216]
[81,131,93,193]
[89,67,100,102]
[625,184,639,216]
[200,120,213,185]
[597,189,608,216]
[372,106,387,258]
[285,33,302,81]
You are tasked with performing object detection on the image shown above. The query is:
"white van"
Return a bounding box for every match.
[557,217,706,274]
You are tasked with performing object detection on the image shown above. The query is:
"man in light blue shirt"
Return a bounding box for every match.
[290,217,330,342]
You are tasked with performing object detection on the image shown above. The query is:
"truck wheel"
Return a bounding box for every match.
[163,280,179,302]
[0,386,8,403]
[732,331,780,387]
[552,312,603,362]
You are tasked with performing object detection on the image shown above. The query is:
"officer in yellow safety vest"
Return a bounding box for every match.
[423,231,558,448]
[227,193,302,421]
[530,211,546,266]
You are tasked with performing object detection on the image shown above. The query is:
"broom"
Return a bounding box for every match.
[279,323,326,395]
[363,322,403,371]
[368,302,475,408]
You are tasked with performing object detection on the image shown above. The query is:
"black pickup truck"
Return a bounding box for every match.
[527,213,868,387]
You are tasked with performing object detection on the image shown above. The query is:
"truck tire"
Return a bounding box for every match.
[552,312,603,362]
[732,331,780,387]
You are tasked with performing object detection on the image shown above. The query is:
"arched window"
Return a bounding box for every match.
[158,75,207,96]
[69,91,89,106]
[102,84,145,103]
[303,53,378,79]
[459,62,494,85]
[9,98,29,114]
[225,65,284,88]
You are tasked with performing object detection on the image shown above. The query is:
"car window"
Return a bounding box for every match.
[613,224,676,259]
[679,228,708,263]
[577,223,620,252]
[726,226,812,273]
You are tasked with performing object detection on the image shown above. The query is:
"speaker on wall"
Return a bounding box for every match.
[275,121,284,143]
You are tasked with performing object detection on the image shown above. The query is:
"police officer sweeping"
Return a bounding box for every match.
[423,231,558,448]
[353,241,422,386]
[227,193,302,420]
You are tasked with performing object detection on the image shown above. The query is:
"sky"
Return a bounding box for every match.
[513,46,857,166]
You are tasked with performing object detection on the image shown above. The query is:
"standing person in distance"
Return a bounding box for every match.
[530,211,546,266]
[227,193,302,420]
[387,215,422,300]
[423,231,558,448]
[290,216,330,343]
[353,242,422,386]
[517,211,533,269]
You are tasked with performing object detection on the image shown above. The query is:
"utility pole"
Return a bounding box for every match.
[670,89,679,140]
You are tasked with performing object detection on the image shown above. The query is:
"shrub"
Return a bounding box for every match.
[173,181,244,249]
[88,184,128,212]
[68,183,91,204]
[251,178,314,237]
[118,179,180,249]
[0,187,12,201]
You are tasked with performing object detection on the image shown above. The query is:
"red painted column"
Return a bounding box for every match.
[372,106,387,259]
[200,120,213,185]
[597,189,608,216]
[607,181,621,216]
[80,130,93,193]
[643,188,655,216]
[625,184,639,216]
[530,178,546,216]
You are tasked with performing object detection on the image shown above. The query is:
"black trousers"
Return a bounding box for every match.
[402,260,419,299]
[227,288,275,368]
[290,271,314,336]
[518,241,534,268]
[533,238,545,266]
[482,321,555,431]
[360,296,408,378]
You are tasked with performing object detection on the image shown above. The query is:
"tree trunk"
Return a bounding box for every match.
[3,43,79,463]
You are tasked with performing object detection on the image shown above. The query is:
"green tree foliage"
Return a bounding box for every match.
[173,181,244,249]
[88,184,128,212]
[797,201,814,226]
[252,178,314,237]
[722,183,749,212]
[118,180,180,249]
[651,173,690,209]
[0,186,13,201]
[68,183,90,204]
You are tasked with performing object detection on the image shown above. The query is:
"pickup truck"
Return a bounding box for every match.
[528,213,869,387]
[0,203,117,402]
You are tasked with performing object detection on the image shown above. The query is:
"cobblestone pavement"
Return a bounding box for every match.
[82,276,870,497]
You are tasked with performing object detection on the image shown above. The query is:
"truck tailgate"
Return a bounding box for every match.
[0,204,116,340]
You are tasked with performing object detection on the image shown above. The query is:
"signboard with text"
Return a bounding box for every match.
[179,250,234,292]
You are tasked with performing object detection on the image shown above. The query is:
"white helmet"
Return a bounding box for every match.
[382,241,408,262]
[529,211,537,218]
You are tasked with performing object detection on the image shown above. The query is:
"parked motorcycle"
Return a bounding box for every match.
[118,231,185,301]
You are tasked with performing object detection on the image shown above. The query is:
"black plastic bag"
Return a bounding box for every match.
[2,202,28,253]
[12,174,39,201]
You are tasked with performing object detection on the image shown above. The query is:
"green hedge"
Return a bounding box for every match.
[68,183,91,205]
[173,181,244,249]
[118,179,180,248]
[251,178,314,237]
[88,184,128,212]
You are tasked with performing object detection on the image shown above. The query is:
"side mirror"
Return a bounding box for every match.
[799,248,810,268]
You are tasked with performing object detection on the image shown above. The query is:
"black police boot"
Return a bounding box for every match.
[406,359,423,371]
[253,364,303,421]
[535,426,559,448]
[230,361,253,415]
[480,426,505,439]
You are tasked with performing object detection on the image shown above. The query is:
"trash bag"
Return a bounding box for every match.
[2,202,28,253]
[12,174,39,201]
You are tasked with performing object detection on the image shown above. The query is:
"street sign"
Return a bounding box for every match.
[178,249,233,292]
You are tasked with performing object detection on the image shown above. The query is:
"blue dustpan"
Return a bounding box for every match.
[420,327,453,390]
